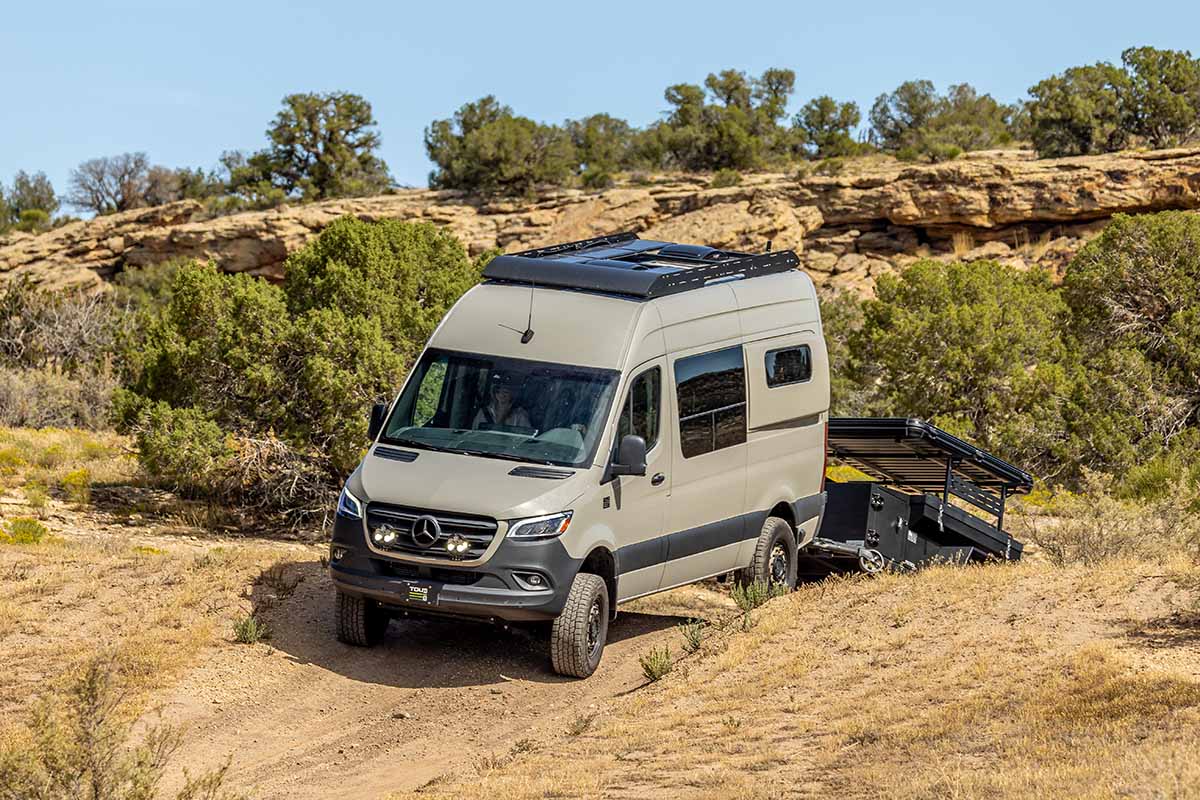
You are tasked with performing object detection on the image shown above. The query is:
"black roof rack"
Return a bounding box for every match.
[481,232,800,299]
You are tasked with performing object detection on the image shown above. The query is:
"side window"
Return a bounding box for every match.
[675,346,746,459]
[765,345,812,388]
[615,367,661,451]
[412,358,448,427]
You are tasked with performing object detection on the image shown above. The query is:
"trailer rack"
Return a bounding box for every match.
[804,417,1033,578]
[482,232,799,300]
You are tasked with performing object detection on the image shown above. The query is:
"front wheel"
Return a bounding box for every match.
[335,590,389,646]
[736,516,798,591]
[550,573,609,678]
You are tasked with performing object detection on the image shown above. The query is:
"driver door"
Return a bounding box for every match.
[608,360,673,601]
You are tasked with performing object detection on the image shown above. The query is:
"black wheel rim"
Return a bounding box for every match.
[769,542,789,585]
[586,598,603,658]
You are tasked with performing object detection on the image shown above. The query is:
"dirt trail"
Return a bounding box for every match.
[158,559,722,799]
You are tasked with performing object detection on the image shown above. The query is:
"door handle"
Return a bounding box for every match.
[651,473,666,486]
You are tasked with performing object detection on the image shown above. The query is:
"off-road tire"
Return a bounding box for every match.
[550,573,609,678]
[336,590,389,647]
[735,516,798,591]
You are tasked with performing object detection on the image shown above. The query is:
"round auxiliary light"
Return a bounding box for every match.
[383,531,396,544]
[445,535,470,555]
[373,532,383,542]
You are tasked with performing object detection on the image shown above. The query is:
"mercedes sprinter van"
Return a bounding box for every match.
[328,232,830,677]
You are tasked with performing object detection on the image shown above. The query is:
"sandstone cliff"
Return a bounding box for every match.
[3,147,1199,295]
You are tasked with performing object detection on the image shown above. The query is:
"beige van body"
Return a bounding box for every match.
[329,235,830,676]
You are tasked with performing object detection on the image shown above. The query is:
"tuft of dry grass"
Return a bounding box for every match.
[639,645,673,682]
[951,230,975,257]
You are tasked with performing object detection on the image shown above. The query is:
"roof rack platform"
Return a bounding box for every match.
[482,232,799,299]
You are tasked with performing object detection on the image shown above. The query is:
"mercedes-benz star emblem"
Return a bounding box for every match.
[411,515,442,549]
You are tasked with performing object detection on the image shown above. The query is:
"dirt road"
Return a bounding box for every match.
[157,558,729,799]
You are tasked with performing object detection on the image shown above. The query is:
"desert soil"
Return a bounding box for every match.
[154,557,725,799]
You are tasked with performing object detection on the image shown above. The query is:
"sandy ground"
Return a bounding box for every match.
[152,557,727,799]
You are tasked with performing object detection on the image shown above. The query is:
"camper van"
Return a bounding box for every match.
[328,232,830,677]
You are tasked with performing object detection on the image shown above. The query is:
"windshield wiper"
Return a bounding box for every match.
[469,451,560,467]
[389,438,561,467]
[388,439,472,456]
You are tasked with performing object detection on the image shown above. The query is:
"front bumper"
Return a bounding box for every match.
[328,514,581,622]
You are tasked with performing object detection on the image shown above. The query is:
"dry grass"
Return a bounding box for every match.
[0,533,287,716]
[393,557,1200,800]
[951,230,976,257]
[0,427,134,492]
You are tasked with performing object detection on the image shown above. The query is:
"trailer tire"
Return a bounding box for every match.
[736,516,798,591]
[550,573,609,678]
[336,590,388,647]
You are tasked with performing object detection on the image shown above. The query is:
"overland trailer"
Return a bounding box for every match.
[327,232,1030,678]
[810,417,1032,578]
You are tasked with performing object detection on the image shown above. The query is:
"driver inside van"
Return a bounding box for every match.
[473,373,532,431]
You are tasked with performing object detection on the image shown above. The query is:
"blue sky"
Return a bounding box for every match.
[3,0,1198,204]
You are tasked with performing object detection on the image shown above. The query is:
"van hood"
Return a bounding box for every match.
[354,445,590,521]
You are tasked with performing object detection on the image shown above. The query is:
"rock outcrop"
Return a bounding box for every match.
[3,147,1199,295]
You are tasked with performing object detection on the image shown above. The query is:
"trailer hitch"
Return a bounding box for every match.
[808,537,888,574]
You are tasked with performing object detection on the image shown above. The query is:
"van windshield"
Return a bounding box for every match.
[381,348,620,468]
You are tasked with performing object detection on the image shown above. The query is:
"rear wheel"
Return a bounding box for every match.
[550,573,609,678]
[737,516,798,591]
[335,590,389,646]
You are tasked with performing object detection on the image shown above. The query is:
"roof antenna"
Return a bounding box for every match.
[520,280,535,344]
[764,239,772,253]
[499,280,536,343]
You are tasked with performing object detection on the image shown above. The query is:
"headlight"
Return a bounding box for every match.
[507,511,573,541]
[337,485,363,520]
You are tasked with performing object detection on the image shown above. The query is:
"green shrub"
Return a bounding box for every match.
[1027,63,1132,157]
[1063,212,1200,474]
[1027,47,1200,157]
[14,208,50,233]
[111,258,185,313]
[0,446,26,475]
[130,402,233,496]
[22,481,48,514]
[61,468,91,505]
[2,517,48,544]
[283,217,480,365]
[678,619,705,654]
[847,259,1074,476]
[639,645,673,682]
[233,614,269,644]
[580,167,614,190]
[119,218,483,508]
[795,95,865,159]
[709,168,742,188]
[425,96,578,195]
[814,157,845,176]
[731,580,787,613]
[869,81,1017,161]
[0,655,236,799]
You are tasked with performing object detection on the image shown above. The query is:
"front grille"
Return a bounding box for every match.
[365,503,498,561]
[375,561,482,585]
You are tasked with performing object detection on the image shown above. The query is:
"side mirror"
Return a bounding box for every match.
[367,401,389,441]
[609,434,647,479]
